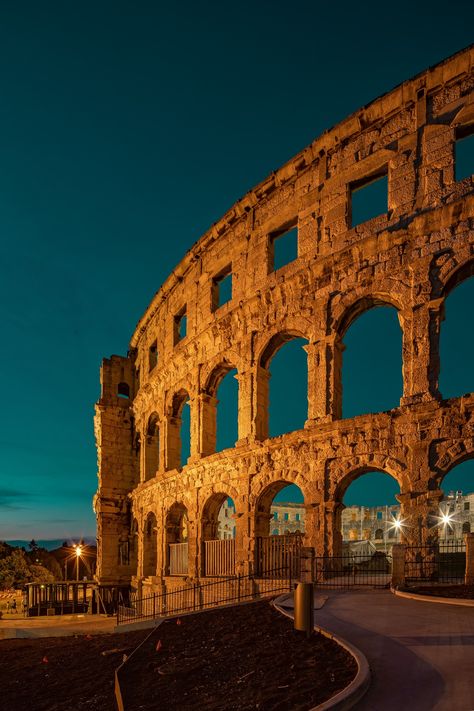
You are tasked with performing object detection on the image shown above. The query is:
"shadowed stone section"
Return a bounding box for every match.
[94,46,474,590]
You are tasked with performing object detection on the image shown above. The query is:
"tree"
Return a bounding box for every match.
[28,539,39,553]
[0,549,31,589]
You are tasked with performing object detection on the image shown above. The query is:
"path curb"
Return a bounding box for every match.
[392,587,474,607]
[273,594,370,710]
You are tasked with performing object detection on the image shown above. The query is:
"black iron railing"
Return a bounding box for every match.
[313,551,392,588]
[117,565,293,626]
[405,541,466,583]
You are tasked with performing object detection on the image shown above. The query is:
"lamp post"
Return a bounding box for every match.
[74,544,82,581]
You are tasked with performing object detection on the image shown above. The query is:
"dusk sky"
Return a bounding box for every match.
[1,2,473,540]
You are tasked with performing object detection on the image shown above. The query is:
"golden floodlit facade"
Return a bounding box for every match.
[94,46,474,593]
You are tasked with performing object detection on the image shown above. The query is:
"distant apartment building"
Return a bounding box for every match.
[218,491,474,542]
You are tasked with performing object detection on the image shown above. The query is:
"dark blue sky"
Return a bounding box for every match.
[1,1,473,539]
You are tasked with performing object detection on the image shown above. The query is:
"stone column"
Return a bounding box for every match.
[465,533,474,585]
[235,369,253,443]
[302,503,322,555]
[234,511,251,576]
[400,301,442,405]
[299,547,315,583]
[391,544,406,587]
[398,490,443,546]
[323,501,345,557]
[188,396,200,461]
[164,414,181,470]
[254,365,270,441]
[196,393,217,457]
[304,336,342,424]
[186,513,198,579]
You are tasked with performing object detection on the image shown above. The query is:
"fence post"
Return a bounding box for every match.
[391,544,406,587]
[299,547,314,584]
[465,533,474,585]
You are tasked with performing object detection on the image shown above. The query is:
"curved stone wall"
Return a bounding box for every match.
[95,46,474,587]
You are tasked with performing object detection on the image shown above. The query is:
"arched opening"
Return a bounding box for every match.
[439,459,474,543]
[339,470,401,556]
[143,512,157,577]
[340,303,402,419]
[144,413,160,481]
[204,364,239,454]
[167,390,191,470]
[254,482,304,576]
[440,269,474,399]
[201,494,236,576]
[259,334,309,439]
[216,369,238,451]
[166,502,188,576]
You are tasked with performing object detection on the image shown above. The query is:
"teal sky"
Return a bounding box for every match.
[1,1,473,539]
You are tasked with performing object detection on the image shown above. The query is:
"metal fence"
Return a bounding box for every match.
[255,533,302,578]
[405,541,466,583]
[117,565,293,626]
[313,551,392,588]
[204,539,235,576]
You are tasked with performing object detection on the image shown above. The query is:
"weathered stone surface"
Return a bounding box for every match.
[94,47,474,589]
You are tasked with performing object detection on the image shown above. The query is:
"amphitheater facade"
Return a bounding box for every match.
[94,46,474,591]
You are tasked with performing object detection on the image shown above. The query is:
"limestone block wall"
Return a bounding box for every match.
[95,46,474,588]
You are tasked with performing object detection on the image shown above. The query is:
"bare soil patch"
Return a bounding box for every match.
[0,599,357,711]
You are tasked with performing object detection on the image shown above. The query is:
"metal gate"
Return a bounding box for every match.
[255,533,302,577]
[313,550,392,588]
[204,539,236,576]
[169,542,189,575]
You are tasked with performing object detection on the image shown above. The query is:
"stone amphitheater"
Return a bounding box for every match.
[94,46,474,593]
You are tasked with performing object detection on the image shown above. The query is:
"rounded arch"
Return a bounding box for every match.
[441,257,474,299]
[258,329,309,369]
[333,463,405,504]
[331,291,404,338]
[165,501,188,543]
[253,477,307,539]
[202,354,240,395]
[171,388,190,418]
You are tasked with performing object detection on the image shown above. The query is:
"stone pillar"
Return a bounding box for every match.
[189,396,200,461]
[197,393,217,457]
[304,336,342,424]
[186,514,198,579]
[465,533,474,585]
[391,544,406,587]
[302,503,322,555]
[300,547,315,583]
[254,365,270,441]
[323,501,345,557]
[235,369,253,442]
[398,490,443,546]
[400,301,442,405]
[234,511,251,576]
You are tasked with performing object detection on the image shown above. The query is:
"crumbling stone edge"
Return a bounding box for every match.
[273,594,371,710]
[391,586,474,607]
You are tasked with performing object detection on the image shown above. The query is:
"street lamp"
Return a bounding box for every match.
[73,544,83,581]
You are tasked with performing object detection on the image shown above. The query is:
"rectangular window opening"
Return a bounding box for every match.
[212,266,232,311]
[350,170,388,228]
[148,341,158,371]
[174,307,187,345]
[455,125,474,183]
[269,225,298,272]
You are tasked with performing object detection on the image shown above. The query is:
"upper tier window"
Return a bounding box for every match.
[455,126,474,182]
[212,265,232,311]
[350,170,388,227]
[174,306,187,345]
[148,341,158,371]
[269,226,298,272]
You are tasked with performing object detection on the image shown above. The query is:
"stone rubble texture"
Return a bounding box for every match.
[94,46,474,591]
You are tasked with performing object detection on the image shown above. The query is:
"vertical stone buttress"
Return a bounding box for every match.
[94,355,138,584]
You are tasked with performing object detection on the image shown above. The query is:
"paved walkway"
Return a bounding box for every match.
[282,589,474,711]
[0,613,116,639]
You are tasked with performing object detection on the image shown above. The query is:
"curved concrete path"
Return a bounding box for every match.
[281,589,474,711]
[0,613,116,639]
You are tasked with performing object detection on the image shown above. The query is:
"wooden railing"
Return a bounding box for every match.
[204,539,235,576]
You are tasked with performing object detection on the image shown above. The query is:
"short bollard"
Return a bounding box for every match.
[294,582,314,639]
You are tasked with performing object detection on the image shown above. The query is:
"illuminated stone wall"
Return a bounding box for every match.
[94,47,474,588]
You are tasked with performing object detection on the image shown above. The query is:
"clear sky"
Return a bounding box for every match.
[1,1,473,539]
